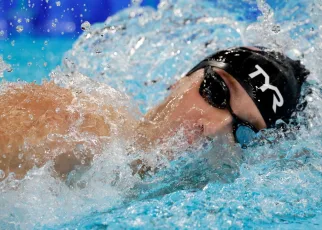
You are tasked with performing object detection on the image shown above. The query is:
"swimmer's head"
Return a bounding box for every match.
[145,47,309,147]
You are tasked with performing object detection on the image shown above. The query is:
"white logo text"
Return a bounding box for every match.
[249,65,284,113]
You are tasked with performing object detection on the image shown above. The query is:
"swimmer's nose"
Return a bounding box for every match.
[197,119,218,137]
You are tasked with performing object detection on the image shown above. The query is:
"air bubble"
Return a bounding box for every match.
[44,40,48,45]
[27,62,32,66]
[81,21,91,31]
[56,1,61,6]
[271,25,281,33]
[16,25,24,33]
[0,30,4,36]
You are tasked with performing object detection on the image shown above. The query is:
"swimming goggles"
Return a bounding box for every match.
[186,61,258,147]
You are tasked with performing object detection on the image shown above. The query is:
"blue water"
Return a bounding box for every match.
[1,0,322,229]
[0,37,74,83]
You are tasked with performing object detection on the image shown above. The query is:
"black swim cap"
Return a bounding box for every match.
[188,47,310,128]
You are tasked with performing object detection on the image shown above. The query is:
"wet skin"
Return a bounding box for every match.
[0,68,266,180]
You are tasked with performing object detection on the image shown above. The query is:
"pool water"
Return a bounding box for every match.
[1,0,322,229]
[0,37,74,83]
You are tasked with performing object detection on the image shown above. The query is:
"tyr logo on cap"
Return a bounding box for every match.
[249,65,284,113]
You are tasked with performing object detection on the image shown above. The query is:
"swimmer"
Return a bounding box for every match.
[0,47,309,180]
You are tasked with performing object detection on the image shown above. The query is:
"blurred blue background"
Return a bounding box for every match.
[0,0,159,82]
[0,0,159,38]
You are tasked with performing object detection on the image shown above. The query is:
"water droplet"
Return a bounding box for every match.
[11,40,15,46]
[132,0,143,5]
[7,55,12,60]
[55,108,60,113]
[0,30,4,36]
[0,170,5,179]
[2,154,6,158]
[44,40,48,45]
[29,114,33,120]
[44,62,48,67]
[16,25,24,33]
[56,1,61,6]
[27,62,32,66]
[271,25,280,33]
[81,21,91,31]
[25,18,30,23]
[52,22,56,28]
[17,18,22,23]
[7,67,13,73]
[18,153,24,160]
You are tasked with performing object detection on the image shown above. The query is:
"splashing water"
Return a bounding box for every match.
[15,25,24,33]
[2,0,322,229]
[0,56,11,78]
